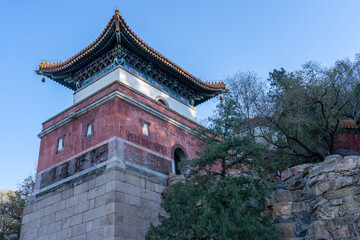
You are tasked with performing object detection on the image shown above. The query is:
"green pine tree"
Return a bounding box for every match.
[146,100,277,240]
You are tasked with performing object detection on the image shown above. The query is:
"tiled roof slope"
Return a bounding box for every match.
[338,119,359,129]
[36,9,226,96]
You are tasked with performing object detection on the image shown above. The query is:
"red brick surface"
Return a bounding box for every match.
[335,132,360,152]
[38,82,205,172]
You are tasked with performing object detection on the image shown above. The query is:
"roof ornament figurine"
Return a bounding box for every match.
[36,9,227,106]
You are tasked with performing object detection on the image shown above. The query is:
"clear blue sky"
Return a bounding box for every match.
[1,0,360,190]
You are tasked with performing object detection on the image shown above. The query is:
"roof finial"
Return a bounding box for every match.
[115,8,119,15]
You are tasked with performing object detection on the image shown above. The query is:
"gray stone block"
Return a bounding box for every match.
[89,199,95,209]
[93,214,114,229]
[55,207,74,222]
[104,225,115,238]
[71,223,86,237]
[124,194,141,207]
[149,200,161,212]
[106,180,116,193]
[61,188,74,200]
[70,233,87,240]
[70,213,83,226]
[88,185,105,199]
[66,195,79,208]
[23,229,38,240]
[115,204,132,217]
[140,198,150,209]
[85,221,93,232]
[94,192,115,208]
[21,220,38,234]
[60,228,71,239]
[115,191,124,203]
[86,228,104,240]
[125,174,145,188]
[115,225,137,239]
[105,202,116,215]
[87,184,106,199]
[141,189,159,202]
[43,193,62,208]
[154,183,165,193]
[74,184,82,195]
[73,201,89,215]
[38,225,48,236]
[40,213,55,227]
[48,231,61,240]
[50,201,66,214]
[61,218,70,230]
[48,221,62,233]
[23,203,37,215]
[21,167,164,240]
[145,180,155,191]
[36,235,50,240]
[116,181,141,197]
[77,192,88,203]
[94,174,109,188]
[83,206,105,222]
[80,179,95,193]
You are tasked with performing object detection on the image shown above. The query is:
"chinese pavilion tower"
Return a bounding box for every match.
[20,9,226,240]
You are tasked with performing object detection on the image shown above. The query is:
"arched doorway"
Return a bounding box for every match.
[173,147,186,175]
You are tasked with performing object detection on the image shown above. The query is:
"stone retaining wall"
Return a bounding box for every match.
[268,155,360,240]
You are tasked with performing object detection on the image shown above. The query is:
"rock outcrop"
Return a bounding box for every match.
[268,155,360,240]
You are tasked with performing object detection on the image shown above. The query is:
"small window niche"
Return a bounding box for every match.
[155,96,168,107]
[141,120,151,139]
[56,136,65,154]
[85,121,94,139]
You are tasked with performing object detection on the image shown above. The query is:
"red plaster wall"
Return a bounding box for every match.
[42,82,200,131]
[334,132,360,152]
[38,98,118,172]
[37,82,205,172]
[114,97,205,160]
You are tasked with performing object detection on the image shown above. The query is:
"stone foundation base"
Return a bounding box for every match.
[20,164,165,240]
